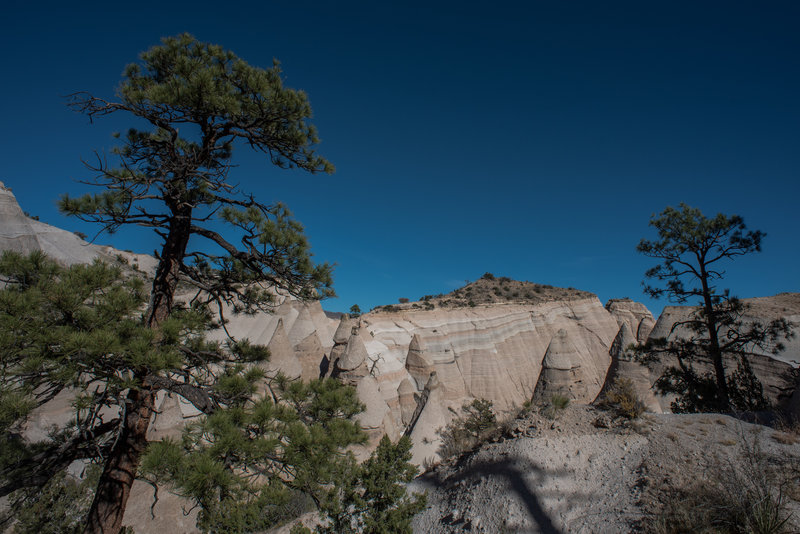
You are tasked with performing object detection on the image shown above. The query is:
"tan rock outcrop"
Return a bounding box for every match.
[606,298,656,343]
[265,319,303,381]
[334,330,370,385]
[405,334,434,389]
[599,323,662,412]
[397,378,418,426]
[534,328,594,401]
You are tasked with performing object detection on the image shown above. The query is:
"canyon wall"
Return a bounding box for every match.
[325,296,657,464]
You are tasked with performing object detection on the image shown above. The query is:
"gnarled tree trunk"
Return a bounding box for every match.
[84,388,155,533]
[85,206,192,534]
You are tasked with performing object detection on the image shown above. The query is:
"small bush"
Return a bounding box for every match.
[398,297,409,304]
[649,438,797,534]
[437,398,497,459]
[541,394,570,419]
[482,272,495,280]
[550,394,570,411]
[599,378,646,419]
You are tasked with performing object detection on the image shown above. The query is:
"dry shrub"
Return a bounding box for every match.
[437,399,497,459]
[599,377,646,419]
[649,437,797,534]
[772,432,799,445]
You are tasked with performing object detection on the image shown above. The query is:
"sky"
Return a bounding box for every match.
[1,1,798,316]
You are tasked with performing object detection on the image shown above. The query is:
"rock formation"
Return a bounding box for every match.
[332,298,626,462]
[606,298,656,343]
[0,181,158,271]
[599,322,662,412]
[646,294,800,413]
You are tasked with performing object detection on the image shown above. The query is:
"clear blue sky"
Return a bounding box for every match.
[2,1,798,316]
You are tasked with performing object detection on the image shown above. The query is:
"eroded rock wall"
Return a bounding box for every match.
[330,297,645,464]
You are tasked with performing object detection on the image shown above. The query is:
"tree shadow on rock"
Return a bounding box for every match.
[421,455,594,534]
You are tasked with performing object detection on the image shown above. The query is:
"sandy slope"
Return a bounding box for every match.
[411,405,800,533]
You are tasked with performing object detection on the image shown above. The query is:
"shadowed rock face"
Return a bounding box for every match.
[599,323,662,413]
[646,295,800,413]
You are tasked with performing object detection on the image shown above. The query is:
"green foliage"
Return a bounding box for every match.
[0,252,265,521]
[62,32,335,316]
[349,304,362,317]
[316,436,426,534]
[540,394,570,419]
[438,399,497,458]
[460,398,497,437]
[9,464,100,533]
[636,204,792,413]
[599,378,645,419]
[142,378,365,533]
[550,394,570,410]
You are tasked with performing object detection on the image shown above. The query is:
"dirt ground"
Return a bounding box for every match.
[410,404,800,533]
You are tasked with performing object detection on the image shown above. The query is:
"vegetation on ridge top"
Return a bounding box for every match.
[373,273,593,312]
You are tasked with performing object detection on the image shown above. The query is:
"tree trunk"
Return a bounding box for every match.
[698,265,731,412]
[84,388,155,534]
[145,206,192,327]
[85,204,193,533]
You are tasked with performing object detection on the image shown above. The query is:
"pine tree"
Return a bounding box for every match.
[142,378,367,533]
[636,204,792,412]
[0,251,255,527]
[3,35,424,534]
[32,33,337,533]
[313,436,426,534]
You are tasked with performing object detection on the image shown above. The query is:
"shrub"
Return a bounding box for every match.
[437,399,497,458]
[398,297,409,304]
[650,438,797,534]
[599,378,646,419]
[481,272,495,280]
[541,394,570,419]
[550,394,570,411]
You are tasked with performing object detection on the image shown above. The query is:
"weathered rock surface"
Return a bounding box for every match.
[0,181,158,272]
[646,294,800,413]
[334,297,636,464]
[599,323,662,412]
[606,298,656,343]
[533,328,595,401]
[412,405,800,533]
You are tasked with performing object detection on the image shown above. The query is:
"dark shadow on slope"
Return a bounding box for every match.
[420,455,586,534]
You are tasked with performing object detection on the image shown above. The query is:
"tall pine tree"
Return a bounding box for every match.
[636,204,792,412]
[58,34,336,532]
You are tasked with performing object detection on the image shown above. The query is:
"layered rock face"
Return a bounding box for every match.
[328,297,655,463]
